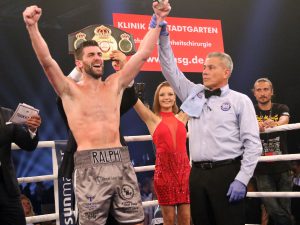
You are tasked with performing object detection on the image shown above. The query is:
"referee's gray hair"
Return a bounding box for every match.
[207,52,233,73]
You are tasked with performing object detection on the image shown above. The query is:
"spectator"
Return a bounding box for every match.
[291,160,300,225]
[143,178,156,225]
[252,77,293,225]
[20,194,41,225]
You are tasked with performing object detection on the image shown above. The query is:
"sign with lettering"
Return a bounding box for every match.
[55,141,76,225]
[113,13,224,72]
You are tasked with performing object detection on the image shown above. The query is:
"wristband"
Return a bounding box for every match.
[149,14,169,36]
[149,14,157,28]
[159,20,168,36]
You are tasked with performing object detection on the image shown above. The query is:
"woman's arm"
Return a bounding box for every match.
[133,99,160,135]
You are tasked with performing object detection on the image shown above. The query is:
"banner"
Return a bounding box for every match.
[55,140,76,225]
[113,13,224,72]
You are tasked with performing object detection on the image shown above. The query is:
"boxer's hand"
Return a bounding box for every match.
[23,5,42,26]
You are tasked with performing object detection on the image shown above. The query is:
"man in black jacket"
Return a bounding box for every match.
[0,106,41,225]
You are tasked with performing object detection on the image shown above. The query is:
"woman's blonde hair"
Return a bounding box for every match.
[20,194,35,217]
[152,81,179,115]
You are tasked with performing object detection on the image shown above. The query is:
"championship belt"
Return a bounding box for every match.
[68,24,136,60]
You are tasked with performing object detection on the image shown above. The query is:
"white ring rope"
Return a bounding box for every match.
[247,192,300,198]
[134,165,155,172]
[26,213,58,224]
[10,122,300,224]
[18,174,56,183]
[262,123,300,133]
[258,153,300,162]
[142,200,159,208]
[124,134,153,142]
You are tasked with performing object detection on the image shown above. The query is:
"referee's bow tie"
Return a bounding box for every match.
[204,88,221,98]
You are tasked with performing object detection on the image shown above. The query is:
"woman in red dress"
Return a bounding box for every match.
[134,81,190,225]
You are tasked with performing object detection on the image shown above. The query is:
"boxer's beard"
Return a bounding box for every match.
[83,62,103,79]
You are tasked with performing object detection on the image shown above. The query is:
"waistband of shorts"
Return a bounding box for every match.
[74,146,130,168]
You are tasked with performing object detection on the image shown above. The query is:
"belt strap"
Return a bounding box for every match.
[192,156,242,169]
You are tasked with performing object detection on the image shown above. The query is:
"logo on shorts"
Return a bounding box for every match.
[85,194,96,202]
[119,184,134,200]
[84,208,101,221]
[91,149,122,164]
[221,102,231,111]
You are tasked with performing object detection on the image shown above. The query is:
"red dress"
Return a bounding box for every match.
[153,111,190,205]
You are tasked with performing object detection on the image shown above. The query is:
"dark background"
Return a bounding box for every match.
[0,0,299,182]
